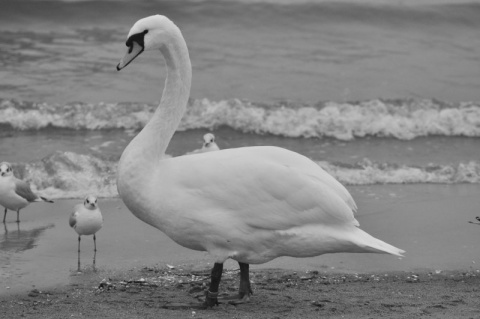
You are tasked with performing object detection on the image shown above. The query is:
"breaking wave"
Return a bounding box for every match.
[1,98,480,140]
[9,151,480,200]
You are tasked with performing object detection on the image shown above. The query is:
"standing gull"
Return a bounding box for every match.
[186,133,220,155]
[116,15,405,308]
[0,162,54,223]
[69,195,103,272]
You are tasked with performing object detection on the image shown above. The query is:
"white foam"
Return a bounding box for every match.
[14,151,118,199]
[10,151,480,200]
[2,98,480,140]
[319,159,480,185]
[183,98,480,140]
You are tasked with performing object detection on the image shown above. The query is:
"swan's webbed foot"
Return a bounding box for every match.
[162,262,254,309]
[217,291,252,305]
[222,261,253,305]
[162,291,219,309]
[228,294,251,305]
[161,302,208,310]
[202,290,220,308]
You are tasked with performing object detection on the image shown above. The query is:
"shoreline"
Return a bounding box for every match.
[2,183,480,318]
[2,184,480,296]
[1,265,479,318]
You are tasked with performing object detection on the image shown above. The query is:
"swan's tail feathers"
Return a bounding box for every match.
[39,196,54,203]
[354,228,405,257]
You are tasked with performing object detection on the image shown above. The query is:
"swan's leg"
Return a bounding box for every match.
[16,209,20,223]
[161,262,224,310]
[235,262,253,303]
[203,262,223,307]
[218,262,252,304]
[3,208,6,223]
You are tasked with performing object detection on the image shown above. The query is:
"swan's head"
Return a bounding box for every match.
[203,133,216,147]
[0,162,13,178]
[83,195,98,210]
[117,15,179,71]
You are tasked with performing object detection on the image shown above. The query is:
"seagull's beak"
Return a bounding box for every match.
[117,41,144,71]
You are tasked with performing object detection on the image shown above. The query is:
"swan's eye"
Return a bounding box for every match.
[126,29,149,52]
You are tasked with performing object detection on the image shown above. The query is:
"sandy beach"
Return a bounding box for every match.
[1,183,480,317]
[1,266,480,318]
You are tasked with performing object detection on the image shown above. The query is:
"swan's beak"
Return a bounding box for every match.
[117,41,144,71]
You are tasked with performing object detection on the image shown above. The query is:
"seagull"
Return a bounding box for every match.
[69,195,103,272]
[0,162,54,223]
[186,133,220,155]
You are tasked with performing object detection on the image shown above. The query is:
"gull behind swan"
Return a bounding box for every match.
[186,133,220,155]
[0,162,54,223]
[116,15,404,308]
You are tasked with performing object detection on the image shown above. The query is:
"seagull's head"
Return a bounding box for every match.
[0,162,13,177]
[117,15,182,71]
[203,133,215,148]
[84,195,98,210]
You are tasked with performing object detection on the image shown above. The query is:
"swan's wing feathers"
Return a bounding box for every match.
[169,147,358,231]
[303,169,357,213]
[241,161,359,230]
[257,147,358,214]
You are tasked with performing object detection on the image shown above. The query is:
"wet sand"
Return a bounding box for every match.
[1,183,480,317]
[1,265,480,318]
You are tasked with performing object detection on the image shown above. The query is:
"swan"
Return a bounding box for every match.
[0,162,54,223]
[185,133,220,155]
[116,15,404,308]
[69,195,103,272]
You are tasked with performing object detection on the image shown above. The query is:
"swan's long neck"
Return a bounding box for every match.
[120,27,192,172]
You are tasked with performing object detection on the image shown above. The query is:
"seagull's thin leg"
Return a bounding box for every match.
[16,209,20,223]
[204,262,223,308]
[77,235,81,272]
[3,208,6,223]
[93,234,97,270]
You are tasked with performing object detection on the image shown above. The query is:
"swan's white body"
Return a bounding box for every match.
[117,15,404,266]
